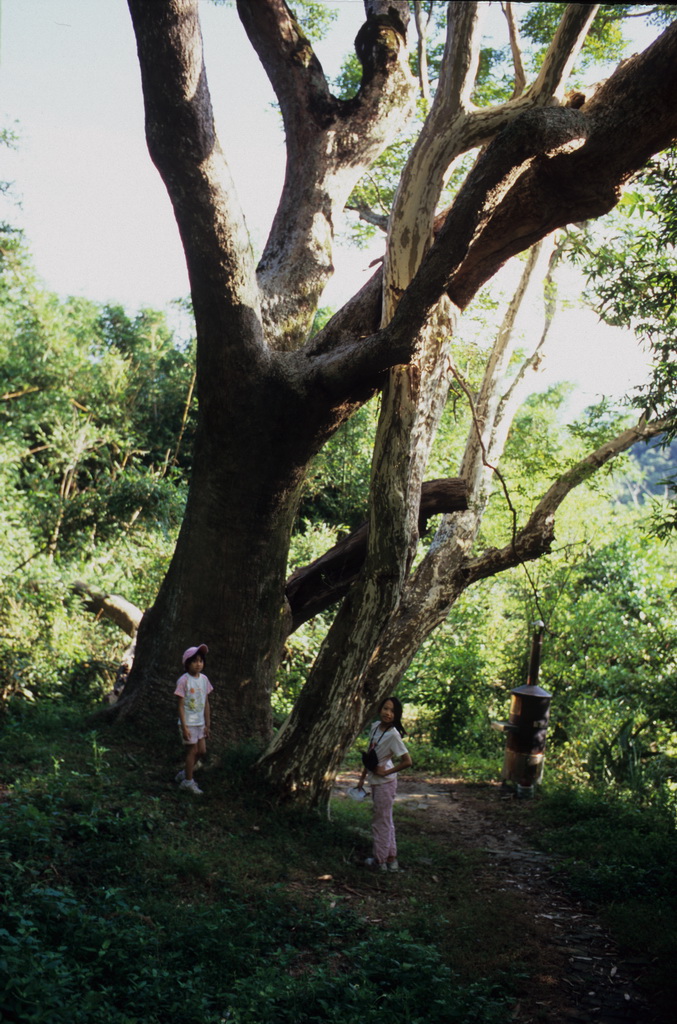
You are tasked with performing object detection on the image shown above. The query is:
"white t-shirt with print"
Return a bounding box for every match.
[174,672,213,727]
[365,721,409,786]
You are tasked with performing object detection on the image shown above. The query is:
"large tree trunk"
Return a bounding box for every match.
[116,0,414,743]
[116,422,295,742]
[255,3,606,807]
[117,0,677,797]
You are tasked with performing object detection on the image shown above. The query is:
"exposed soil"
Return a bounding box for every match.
[329,772,668,1024]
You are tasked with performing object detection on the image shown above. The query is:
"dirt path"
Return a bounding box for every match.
[332,772,665,1024]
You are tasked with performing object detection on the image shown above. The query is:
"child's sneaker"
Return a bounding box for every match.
[175,769,186,783]
[387,859,400,872]
[179,778,203,795]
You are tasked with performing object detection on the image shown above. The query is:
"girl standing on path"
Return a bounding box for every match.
[358,696,412,872]
[174,643,212,795]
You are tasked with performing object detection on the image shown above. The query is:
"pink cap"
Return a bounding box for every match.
[182,643,208,666]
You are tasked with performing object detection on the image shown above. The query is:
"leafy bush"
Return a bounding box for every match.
[532,782,677,1011]
[534,786,677,905]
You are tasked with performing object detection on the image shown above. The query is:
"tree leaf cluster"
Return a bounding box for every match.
[565,146,677,529]
[0,240,195,562]
[567,149,677,428]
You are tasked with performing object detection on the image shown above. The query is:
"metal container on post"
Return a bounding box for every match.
[493,621,552,798]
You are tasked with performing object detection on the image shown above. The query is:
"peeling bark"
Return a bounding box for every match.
[237,0,416,349]
[258,4,668,807]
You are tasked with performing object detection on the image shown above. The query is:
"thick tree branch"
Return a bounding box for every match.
[381,2,599,220]
[235,0,334,123]
[463,418,673,586]
[301,21,677,404]
[527,4,599,102]
[382,2,484,314]
[456,4,599,149]
[127,0,265,380]
[238,0,415,349]
[285,477,467,630]
[397,24,677,331]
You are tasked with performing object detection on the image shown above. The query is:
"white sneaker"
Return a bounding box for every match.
[179,778,203,795]
[365,857,388,871]
[387,859,400,872]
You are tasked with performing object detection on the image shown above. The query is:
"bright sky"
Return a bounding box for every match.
[0,0,661,412]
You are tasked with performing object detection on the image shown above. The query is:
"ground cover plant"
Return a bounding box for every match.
[0,694,518,1024]
[3,687,676,1024]
[530,784,677,1015]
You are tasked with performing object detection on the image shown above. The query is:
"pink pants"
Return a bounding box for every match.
[371,777,398,863]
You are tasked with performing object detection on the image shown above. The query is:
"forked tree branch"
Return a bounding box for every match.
[527,3,599,101]
[304,21,677,402]
[358,414,673,703]
[238,0,416,349]
[502,2,526,98]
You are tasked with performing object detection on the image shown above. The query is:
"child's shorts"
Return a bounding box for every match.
[179,724,207,745]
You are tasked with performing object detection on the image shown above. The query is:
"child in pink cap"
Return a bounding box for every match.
[174,643,212,795]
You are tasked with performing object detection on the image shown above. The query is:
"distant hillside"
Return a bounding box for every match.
[619,435,676,503]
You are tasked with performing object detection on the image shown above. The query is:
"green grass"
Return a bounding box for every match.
[0,697,515,1024]
[531,784,677,1013]
[533,786,677,903]
[3,696,676,1023]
